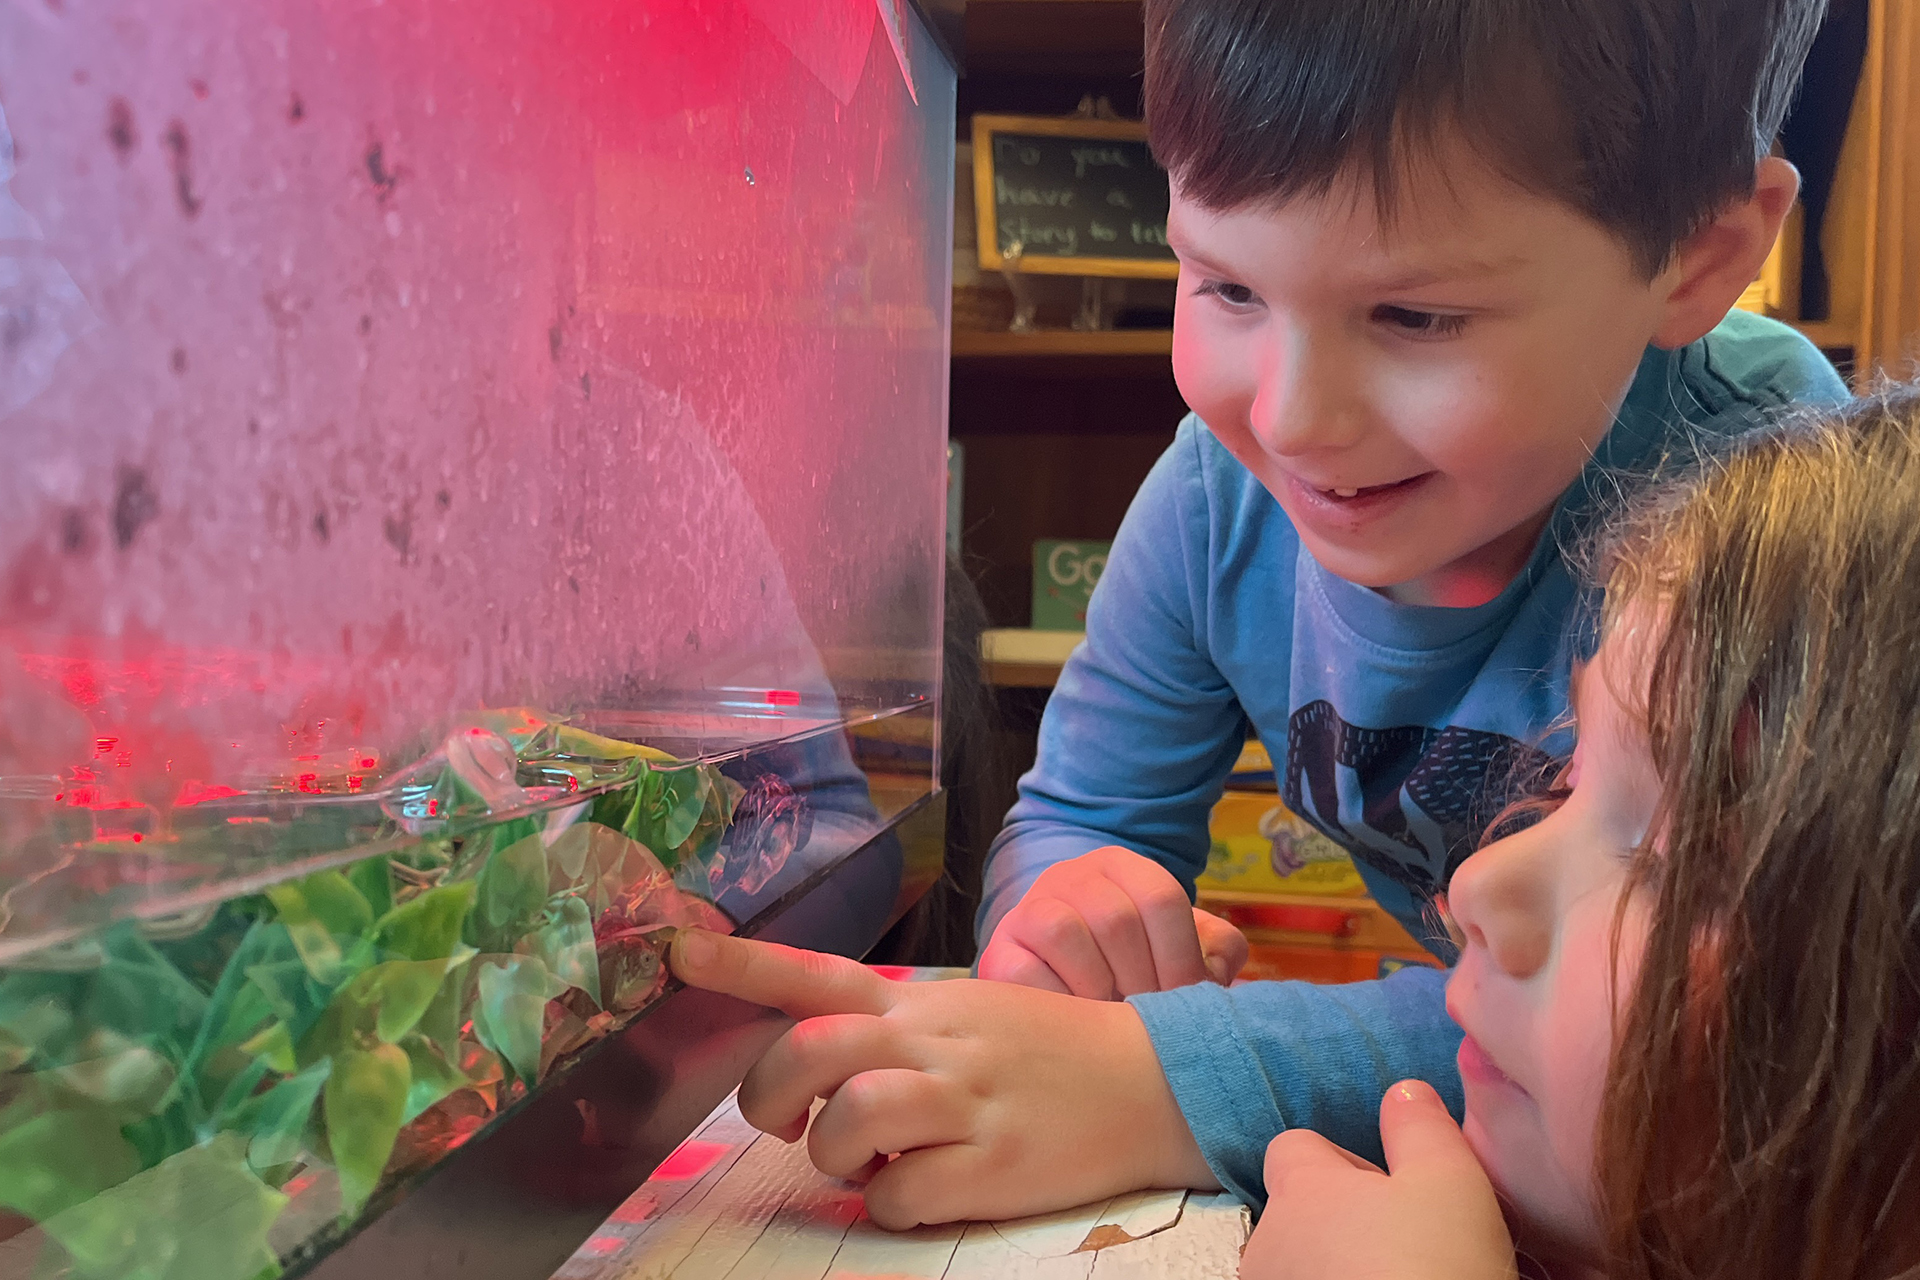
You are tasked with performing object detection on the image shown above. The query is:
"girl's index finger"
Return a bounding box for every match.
[670,929,898,1019]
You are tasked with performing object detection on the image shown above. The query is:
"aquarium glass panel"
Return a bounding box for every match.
[0,0,952,1272]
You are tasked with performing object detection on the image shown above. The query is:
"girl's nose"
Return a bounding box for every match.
[1447,818,1556,979]
[1247,331,1365,457]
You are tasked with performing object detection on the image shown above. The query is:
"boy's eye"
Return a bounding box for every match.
[1194,279,1259,308]
[1372,305,1469,339]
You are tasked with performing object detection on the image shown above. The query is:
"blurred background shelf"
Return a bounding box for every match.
[1792,319,1859,351]
[980,627,1079,687]
[952,328,1171,357]
[962,0,1146,86]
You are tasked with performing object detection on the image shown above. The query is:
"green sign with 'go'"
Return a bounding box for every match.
[1032,539,1110,631]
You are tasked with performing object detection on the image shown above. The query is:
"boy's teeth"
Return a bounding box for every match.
[1333,487,1359,498]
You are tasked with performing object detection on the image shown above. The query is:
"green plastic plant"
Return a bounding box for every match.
[0,716,736,1280]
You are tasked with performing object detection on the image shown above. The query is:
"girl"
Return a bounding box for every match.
[1251,386,1920,1279]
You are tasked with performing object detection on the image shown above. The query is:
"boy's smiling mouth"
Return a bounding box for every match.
[1281,470,1438,528]
[1316,475,1431,501]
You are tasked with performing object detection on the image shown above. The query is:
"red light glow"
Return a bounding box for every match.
[765,689,801,707]
[649,1139,732,1182]
[175,780,245,806]
[609,1193,659,1225]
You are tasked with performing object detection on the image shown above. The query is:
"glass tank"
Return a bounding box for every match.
[0,0,955,1276]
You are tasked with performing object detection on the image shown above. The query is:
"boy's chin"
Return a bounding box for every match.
[1297,538,1455,600]
[1300,531,1536,609]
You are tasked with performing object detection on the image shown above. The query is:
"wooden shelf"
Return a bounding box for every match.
[984,659,1066,688]
[951,328,1176,381]
[1791,319,1858,351]
[980,626,1079,688]
[952,328,1171,358]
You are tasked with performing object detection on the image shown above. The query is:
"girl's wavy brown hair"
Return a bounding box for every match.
[1589,385,1920,1280]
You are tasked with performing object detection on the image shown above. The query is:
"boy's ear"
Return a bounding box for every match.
[1649,156,1801,351]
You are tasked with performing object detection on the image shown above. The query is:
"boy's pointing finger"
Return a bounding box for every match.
[670,929,897,1019]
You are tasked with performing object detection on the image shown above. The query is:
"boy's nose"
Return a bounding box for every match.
[1447,821,1555,980]
[1247,332,1366,458]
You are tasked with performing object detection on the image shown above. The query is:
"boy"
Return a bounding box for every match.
[673,0,1843,1228]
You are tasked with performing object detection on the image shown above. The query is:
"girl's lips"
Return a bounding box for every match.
[1282,471,1435,531]
[1457,1032,1526,1094]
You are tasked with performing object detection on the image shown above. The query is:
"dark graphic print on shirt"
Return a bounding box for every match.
[1282,700,1558,911]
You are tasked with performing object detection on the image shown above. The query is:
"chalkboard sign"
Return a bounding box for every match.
[970,114,1178,280]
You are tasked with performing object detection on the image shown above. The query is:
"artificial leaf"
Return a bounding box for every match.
[266,873,373,985]
[398,1036,467,1124]
[119,1105,199,1182]
[471,955,565,1087]
[40,1132,287,1280]
[372,881,474,963]
[548,820,595,886]
[0,1023,31,1072]
[465,814,541,871]
[347,857,393,923]
[0,993,72,1070]
[184,923,295,1080]
[46,1035,175,1115]
[239,959,339,1054]
[552,823,638,917]
[207,1057,272,1136]
[411,960,467,1062]
[323,1042,410,1216]
[238,1023,296,1075]
[230,1059,331,1173]
[470,833,548,951]
[295,951,457,1068]
[78,926,211,1049]
[240,961,307,1026]
[367,958,465,1045]
[0,1108,141,1223]
[553,725,675,763]
[619,767,665,849]
[521,896,601,1009]
[658,768,708,852]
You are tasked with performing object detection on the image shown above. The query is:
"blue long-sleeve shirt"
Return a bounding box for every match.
[976,310,1847,1205]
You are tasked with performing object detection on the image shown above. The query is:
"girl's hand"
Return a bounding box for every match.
[978,846,1250,998]
[669,929,1219,1230]
[1243,1081,1516,1280]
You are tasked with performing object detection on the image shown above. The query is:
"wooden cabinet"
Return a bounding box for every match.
[1858,0,1920,380]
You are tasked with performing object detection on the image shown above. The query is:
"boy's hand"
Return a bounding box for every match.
[670,929,1219,1229]
[978,846,1249,998]
[1241,1081,1516,1280]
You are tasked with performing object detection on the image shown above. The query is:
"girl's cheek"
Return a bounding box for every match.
[1544,904,1633,1170]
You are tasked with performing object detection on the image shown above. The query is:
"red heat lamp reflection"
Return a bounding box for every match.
[764,689,801,708]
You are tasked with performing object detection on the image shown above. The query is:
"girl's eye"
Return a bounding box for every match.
[1372,305,1469,339]
[1194,279,1259,308]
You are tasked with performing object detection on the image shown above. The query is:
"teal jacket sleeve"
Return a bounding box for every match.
[1130,966,1464,1208]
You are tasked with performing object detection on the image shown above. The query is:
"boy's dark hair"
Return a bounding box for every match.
[1144,0,1828,276]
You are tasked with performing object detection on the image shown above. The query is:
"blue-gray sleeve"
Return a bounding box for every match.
[976,422,1250,947]
[1129,966,1463,1208]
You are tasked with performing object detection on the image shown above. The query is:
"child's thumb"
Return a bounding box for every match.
[1193,908,1249,986]
[1377,1080,1475,1180]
